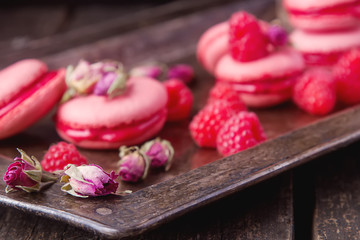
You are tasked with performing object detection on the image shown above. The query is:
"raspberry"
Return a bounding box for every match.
[164,79,194,121]
[293,68,336,115]
[217,112,266,156]
[228,11,268,62]
[208,82,247,112]
[189,100,241,148]
[41,142,88,172]
[333,48,360,105]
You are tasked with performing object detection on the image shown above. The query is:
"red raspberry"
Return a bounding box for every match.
[164,79,194,121]
[293,68,336,115]
[189,100,240,148]
[333,48,360,105]
[228,11,268,62]
[217,112,266,156]
[41,142,88,172]
[208,82,247,112]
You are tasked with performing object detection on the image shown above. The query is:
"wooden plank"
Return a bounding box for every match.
[0,174,293,240]
[0,0,243,67]
[312,141,360,240]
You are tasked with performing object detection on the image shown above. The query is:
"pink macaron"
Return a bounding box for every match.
[214,47,304,107]
[290,27,360,66]
[55,76,168,149]
[0,59,66,139]
[284,0,360,32]
[197,12,304,108]
[197,22,229,74]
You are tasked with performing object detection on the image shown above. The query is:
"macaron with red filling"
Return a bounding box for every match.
[215,47,304,107]
[197,11,304,107]
[290,27,360,66]
[283,0,360,32]
[0,59,66,139]
[55,60,168,149]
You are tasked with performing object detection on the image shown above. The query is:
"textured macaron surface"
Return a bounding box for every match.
[57,77,168,129]
[0,59,48,108]
[290,28,360,53]
[215,47,304,82]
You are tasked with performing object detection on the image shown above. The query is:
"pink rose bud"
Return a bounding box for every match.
[62,60,127,102]
[118,146,150,182]
[267,25,288,46]
[93,72,117,96]
[3,149,58,193]
[129,65,163,79]
[60,164,119,198]
[141,138,174,171]
[167,64,194,84]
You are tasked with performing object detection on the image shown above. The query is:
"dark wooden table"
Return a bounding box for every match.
[1,1,360,239]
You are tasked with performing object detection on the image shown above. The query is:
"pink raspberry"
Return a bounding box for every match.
[333,48,360,105]
[41,142,88,172]
[228,11,269,62]
[164,79,194,121]
[216,112,266,156]
[293,68,336,115]
[189,100,241,148]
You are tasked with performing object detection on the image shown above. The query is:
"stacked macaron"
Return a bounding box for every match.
[197,11,304,107]
[284,0,360,66]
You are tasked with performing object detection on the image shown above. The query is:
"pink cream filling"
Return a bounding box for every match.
[217,74,299,95]
[0,71,58,118]
[288,1,360,17]
[56,109,167,143]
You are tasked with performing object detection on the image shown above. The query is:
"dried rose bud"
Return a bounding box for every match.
[167,64,194,84]
[65,59,100,94]
[129,65,163,79]
[141,138,174,171]
[267,25,288,46]
[118,146,150,182]
[93,72,117,96]
[3,149,57,193]
[60,164,119,198]
[62,60,127,102]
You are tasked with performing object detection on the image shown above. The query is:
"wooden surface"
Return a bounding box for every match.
[1,0,360,239]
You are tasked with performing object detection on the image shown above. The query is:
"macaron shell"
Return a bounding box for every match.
[284,0,357,11]
[0,59,48,108]
[288,13,358,31]
[197,22,229,73]
[56,77,168,129]
[0,68,66,139]
[290,27,360,53]
[215,47,304,83]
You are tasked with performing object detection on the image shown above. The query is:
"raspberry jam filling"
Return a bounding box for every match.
[217,75,298,94]
[289,1,360,17]
[0,71,58,118]
[56,109,167,143]
[302,51,345,66]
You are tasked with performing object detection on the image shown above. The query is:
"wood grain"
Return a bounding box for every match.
[312,142,360,240]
